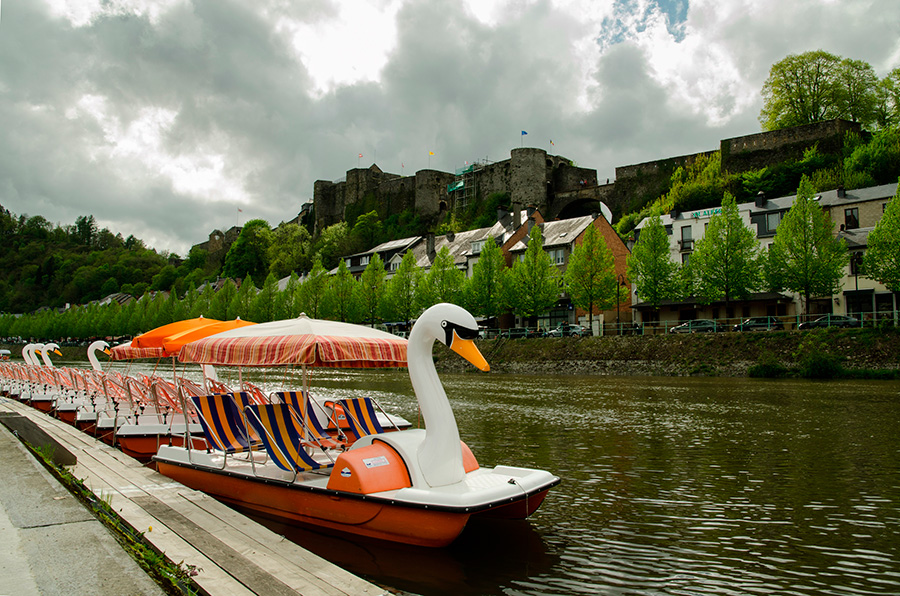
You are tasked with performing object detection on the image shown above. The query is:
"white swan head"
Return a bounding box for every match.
[39,343,62,367]
[22,343,35,365]
[30,343,45,366]
[87,340,111,372]
[412,303,489,372]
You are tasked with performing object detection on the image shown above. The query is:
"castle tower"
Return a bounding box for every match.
[510,147,549,215]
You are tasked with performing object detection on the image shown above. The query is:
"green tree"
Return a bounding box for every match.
[208,279,238,320]
[299,256,329,318]
[358,253,386,326]
[274,272,301,319]
[349,211,383,252]
[465,238,507,323]
[564,224,616,332]
[862,179,900,291]
[322,260,359,322]
[627,213,678,309]
[418,247,465,310]
[760,51,878,130]
[223,219,272,281]
[268,222,312,278]
[766,176,848,313]
[314,222,351,270]
[227,276,256,320]
[250,272,280,323]
[874,68,900,129]
[382,251,422,328]
[688,193,763,305]
[505,226,561,320]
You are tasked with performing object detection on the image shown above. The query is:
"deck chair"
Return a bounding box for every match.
[337,397,386,441]
[190,393,263,465]
[275,391,344,451]
[244,404,330,479]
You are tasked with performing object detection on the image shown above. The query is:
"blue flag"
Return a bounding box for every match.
[521,130,528,135]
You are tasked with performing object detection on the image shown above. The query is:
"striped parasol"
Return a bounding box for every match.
[177,314,407,368]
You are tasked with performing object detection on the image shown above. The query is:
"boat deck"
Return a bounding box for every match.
[0,397,386,596]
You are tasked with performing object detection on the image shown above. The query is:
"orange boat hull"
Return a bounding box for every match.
[118,434,206,462]
[156,461,471,547]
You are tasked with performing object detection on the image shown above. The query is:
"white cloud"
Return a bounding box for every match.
[42,0,186,27]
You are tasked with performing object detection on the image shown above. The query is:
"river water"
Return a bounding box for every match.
[106,363,900,595]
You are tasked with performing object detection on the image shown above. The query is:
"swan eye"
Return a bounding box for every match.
[441,321,447,328]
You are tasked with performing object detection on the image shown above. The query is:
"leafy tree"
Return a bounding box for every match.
[760,51,878,130]
[250,272,280,323]
[382,251,421,327]
[73,215,97,246]
[862,179,900,291]
[418,247,465,310]
[687,193,763,305]
[349,211,383,252]
[298,256,329,318]
[627,213,678,309]
[322,260,359,322]
[465,238,507,322]
[314,222,351,270]
[874,68,900,129]
[358,253,386,326]
[228,276,256,321]
[273,272,301,320]
[505,226,561,320]
[208,279,237,320]
[223,219,272,281]
[564,224,617,331]
[268,222,312,278]
[766,176,848,313]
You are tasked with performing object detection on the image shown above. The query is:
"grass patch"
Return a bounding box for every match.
[22,439,201,595]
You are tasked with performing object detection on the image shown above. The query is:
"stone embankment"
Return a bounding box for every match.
[434,328,900,377]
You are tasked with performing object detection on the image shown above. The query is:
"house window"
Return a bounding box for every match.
[680,226,693,251]
[389,260,399,272]
[845,208,859,230]
[547,248,565,265]
[470,240,485,254]
[767,212,781,233]
[361,256,370,266]
[345,258,352,268]
[682,253,690,265]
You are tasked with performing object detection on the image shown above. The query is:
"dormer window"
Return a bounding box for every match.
[471,240,485,254]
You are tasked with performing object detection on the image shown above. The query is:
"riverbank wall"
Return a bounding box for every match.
[435,328,900,377]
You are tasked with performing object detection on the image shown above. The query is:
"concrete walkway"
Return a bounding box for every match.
[0,420,165,595]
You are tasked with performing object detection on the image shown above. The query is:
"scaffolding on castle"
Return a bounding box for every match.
[449,160,489,213]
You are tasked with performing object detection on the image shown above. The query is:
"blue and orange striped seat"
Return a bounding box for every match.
[275,391,343,450]
[191,393,262,454]
[244,403,329,474]
[337,397,386,441]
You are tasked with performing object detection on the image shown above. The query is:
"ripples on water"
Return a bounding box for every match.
[105,362,900,596]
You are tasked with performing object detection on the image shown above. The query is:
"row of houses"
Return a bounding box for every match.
[336,206,632,332]
[632,181,900,326]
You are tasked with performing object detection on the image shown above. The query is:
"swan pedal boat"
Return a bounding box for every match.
[154,304,559,547]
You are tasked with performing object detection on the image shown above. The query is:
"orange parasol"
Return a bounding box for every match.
[162,318,257,354]
[131,317,222,349]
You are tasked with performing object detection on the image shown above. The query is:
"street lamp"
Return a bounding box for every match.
[616,274,626,335]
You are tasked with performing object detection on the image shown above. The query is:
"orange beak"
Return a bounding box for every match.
[449,331,490,372]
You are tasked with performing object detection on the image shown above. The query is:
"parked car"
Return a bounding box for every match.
[669,319,720,333]
[732,316,784,332]
[545,323,590,337]
[798,314,862,330]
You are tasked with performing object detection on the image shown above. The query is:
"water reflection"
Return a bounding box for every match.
[98,363,900,595]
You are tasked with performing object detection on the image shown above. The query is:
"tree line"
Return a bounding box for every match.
[0,223,624,341]
[627,175,900,315]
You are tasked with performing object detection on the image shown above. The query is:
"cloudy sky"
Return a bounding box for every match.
[1,0,897,256]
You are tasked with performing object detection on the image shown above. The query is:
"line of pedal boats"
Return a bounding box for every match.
[0,304,559,547]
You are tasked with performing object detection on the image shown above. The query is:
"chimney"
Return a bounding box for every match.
[755,191,766,208]
[526,205,537,218]
[837,186,846,198]
[426,232,435,258]
[527,217,536,234]
[512,203,522,229]
[669,208,680,219]
[496,206,509,223]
